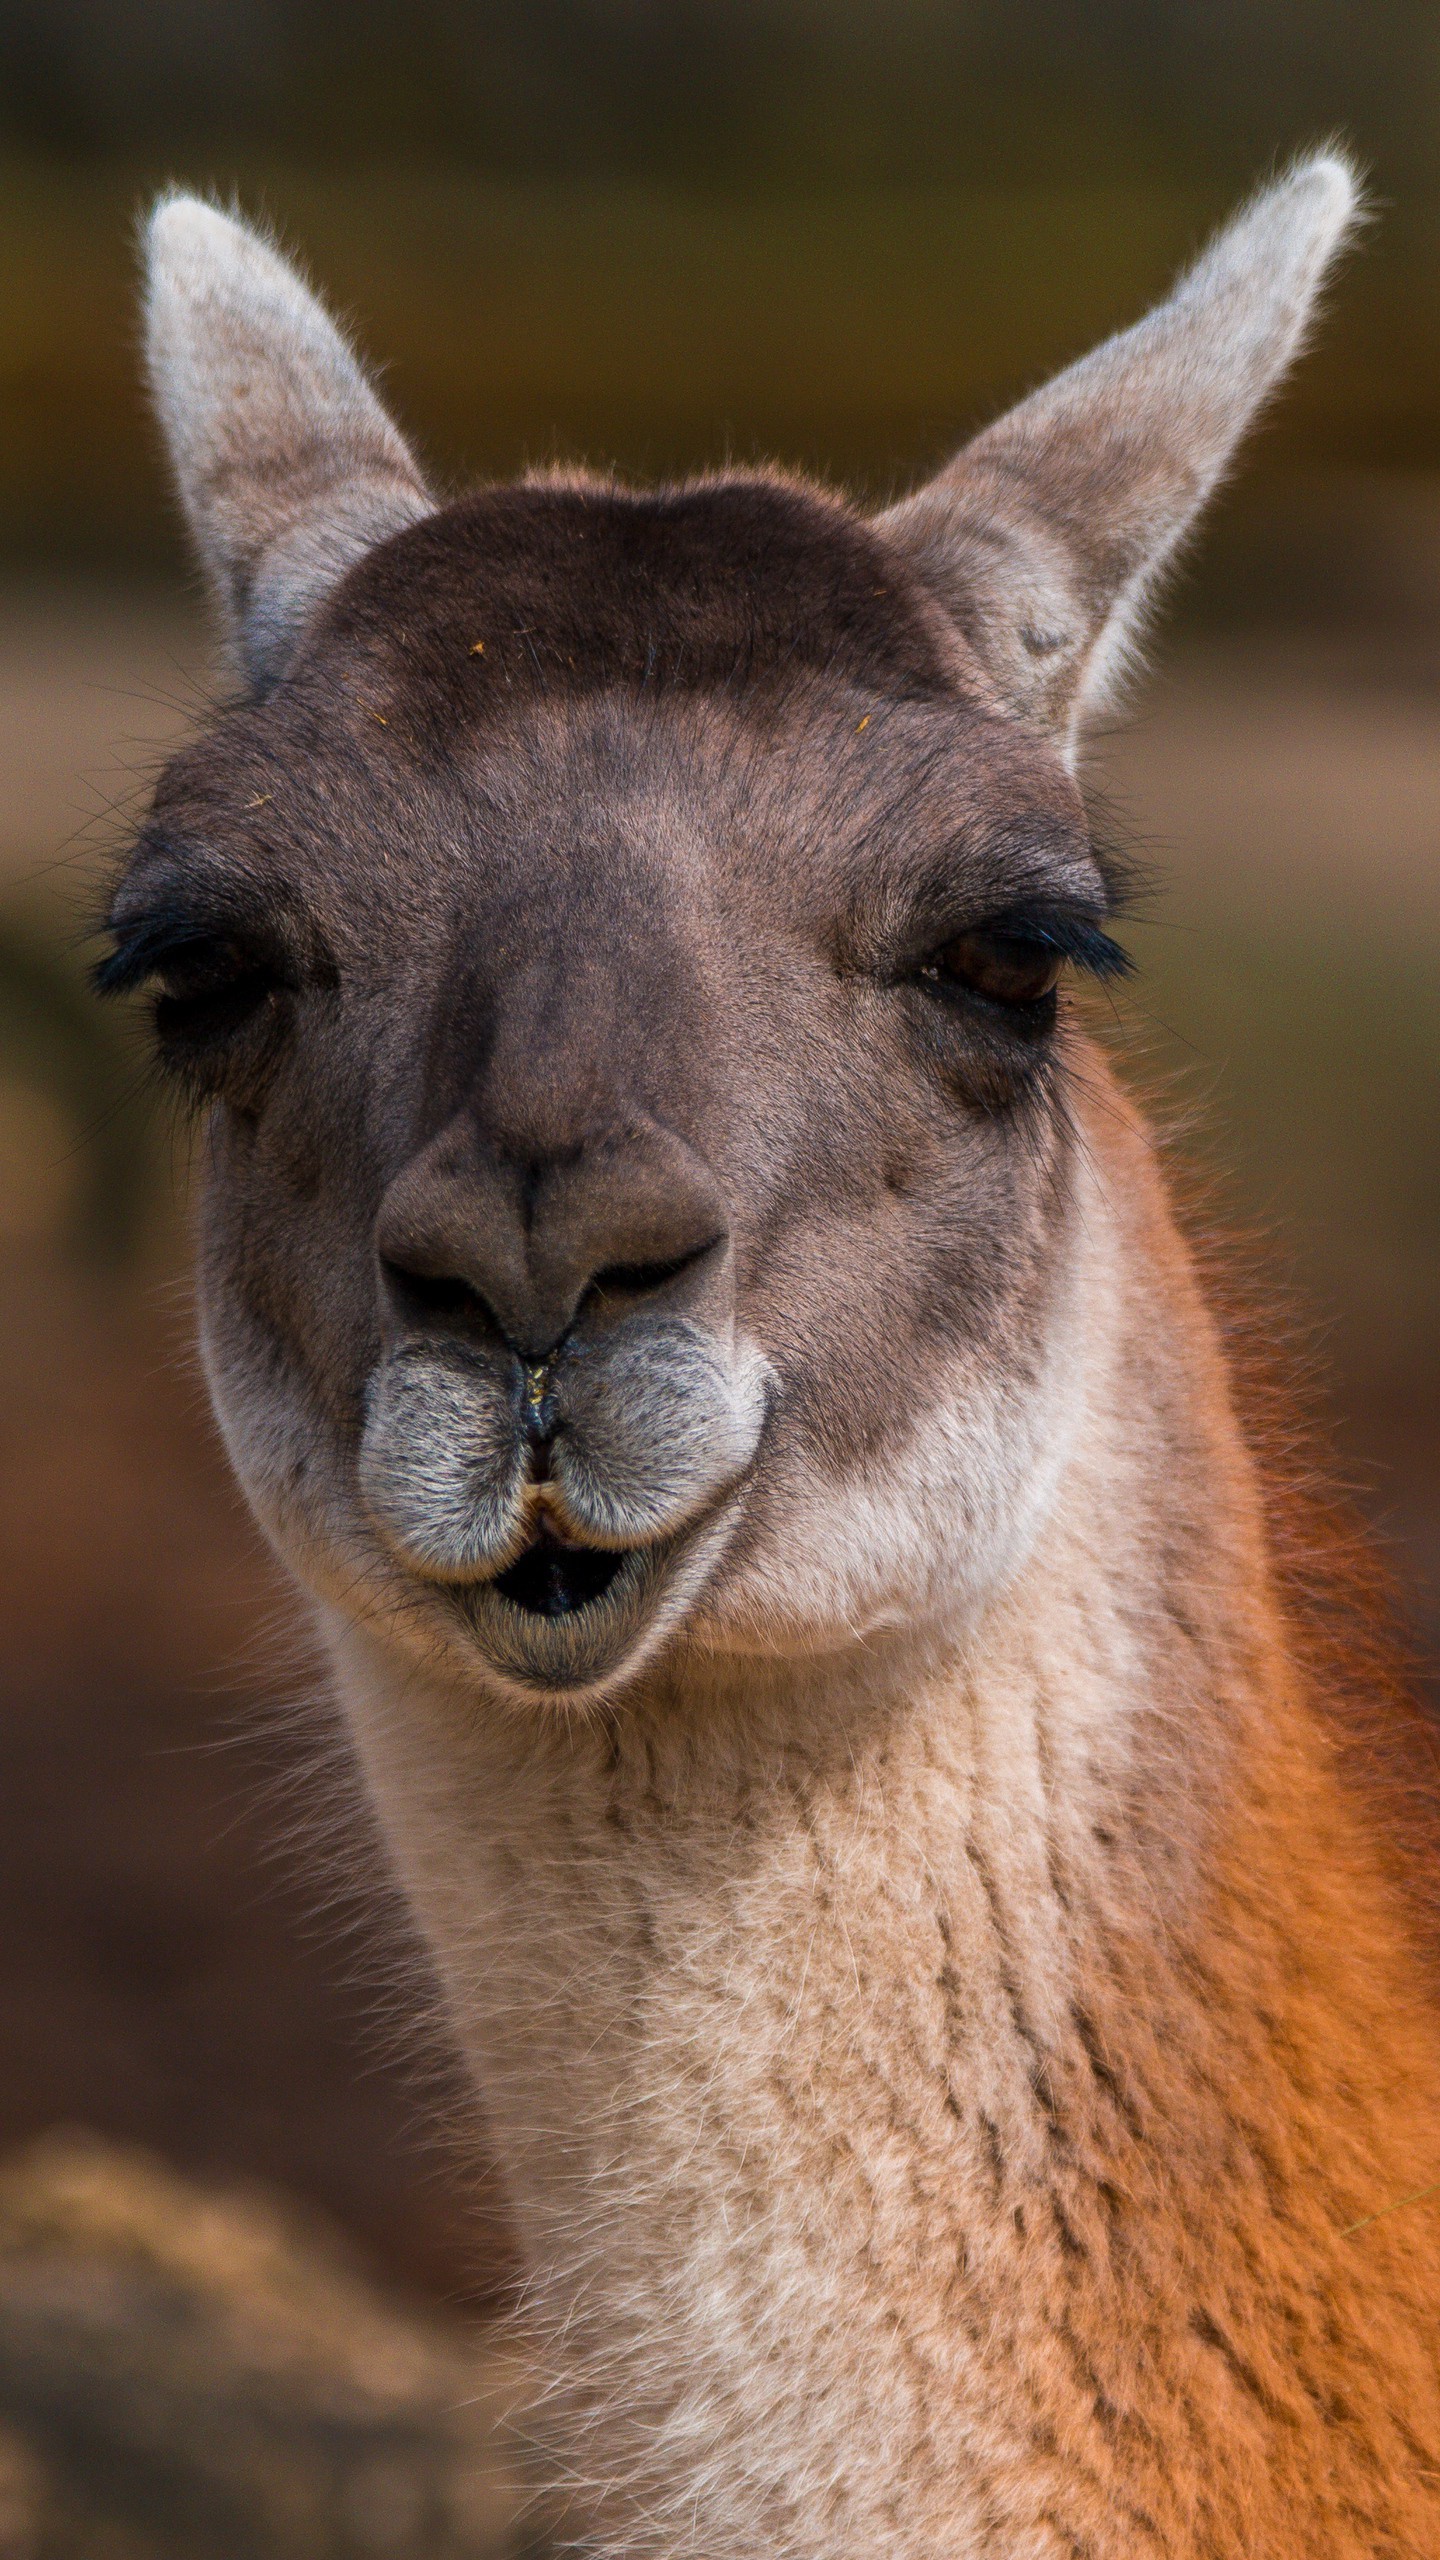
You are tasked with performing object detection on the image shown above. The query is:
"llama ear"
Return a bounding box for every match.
[878,154,1361,755]
[144,195,433,693]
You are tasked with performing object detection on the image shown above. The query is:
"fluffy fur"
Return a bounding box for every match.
[880,155,1361,752]
[145,194,433,689]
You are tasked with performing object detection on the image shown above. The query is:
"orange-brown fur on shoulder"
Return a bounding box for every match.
[1195,1203,1440,1978]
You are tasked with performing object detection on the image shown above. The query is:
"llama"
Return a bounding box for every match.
[102,157,1440,2554]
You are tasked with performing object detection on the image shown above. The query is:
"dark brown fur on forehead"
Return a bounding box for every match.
[300,471,963,717]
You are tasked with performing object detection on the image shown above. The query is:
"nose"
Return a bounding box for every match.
[375,1110,730,1361]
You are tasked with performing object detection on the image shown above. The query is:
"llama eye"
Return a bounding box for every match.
[150,936,282,1050]
[918,931,1063,1010]
[96,892,321,1099]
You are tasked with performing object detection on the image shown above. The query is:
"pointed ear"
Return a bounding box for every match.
[877,153,1361,755]
[143,195,433,693]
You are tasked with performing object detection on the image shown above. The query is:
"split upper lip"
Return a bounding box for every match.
[474,1406,644,1618]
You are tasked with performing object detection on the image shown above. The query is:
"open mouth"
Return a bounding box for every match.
[441,1513,687,1695]
[493,1527,630,1620]
[431,1504,727,1696]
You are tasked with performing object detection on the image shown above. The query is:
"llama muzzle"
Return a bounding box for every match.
[355,1315,770,1687]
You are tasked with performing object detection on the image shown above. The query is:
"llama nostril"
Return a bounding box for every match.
[381,1257,489,1327]
[381,1248,573,1366]
[586,1235,725,1307]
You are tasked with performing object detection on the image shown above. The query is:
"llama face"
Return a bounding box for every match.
[109,479,1121,1698]
[110,167,1356,1700]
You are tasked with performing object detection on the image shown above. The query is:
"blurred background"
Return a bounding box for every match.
[0,0,1437,2441]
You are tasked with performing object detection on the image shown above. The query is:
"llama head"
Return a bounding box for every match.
[104,162,1357,1705]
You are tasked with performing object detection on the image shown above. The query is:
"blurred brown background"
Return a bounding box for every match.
[1,1,1438,2318]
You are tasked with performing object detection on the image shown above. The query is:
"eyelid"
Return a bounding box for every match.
[98,865,335,1002]
[910,903,1132,986]
[1000,914,1129,975]
[95,909,286,1000]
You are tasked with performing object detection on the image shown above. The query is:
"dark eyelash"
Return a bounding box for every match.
[93,906,231,998]
[980,906,1134,982]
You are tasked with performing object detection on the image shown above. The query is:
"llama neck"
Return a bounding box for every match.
[335,1406,1270,2243]
[327,1218,1440,2555]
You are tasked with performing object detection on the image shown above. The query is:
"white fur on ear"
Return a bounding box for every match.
[144,195,433,692]
[879,152,1362,755]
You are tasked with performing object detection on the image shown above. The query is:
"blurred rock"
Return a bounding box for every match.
[0,2132,540,2560]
